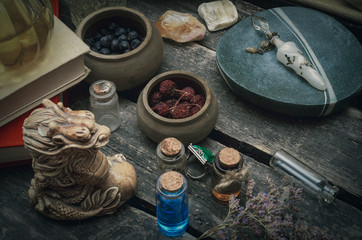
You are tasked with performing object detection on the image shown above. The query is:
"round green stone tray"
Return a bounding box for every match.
[216,7,362,117]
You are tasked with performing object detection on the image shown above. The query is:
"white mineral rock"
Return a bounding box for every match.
[198,0,238,32]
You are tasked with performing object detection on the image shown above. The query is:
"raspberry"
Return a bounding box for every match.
[172,102,192,119]
[160,80,177,96]
[149,91,163,107]
[151,102,170,117]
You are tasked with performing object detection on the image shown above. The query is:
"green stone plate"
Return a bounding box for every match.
[216,7,362,117]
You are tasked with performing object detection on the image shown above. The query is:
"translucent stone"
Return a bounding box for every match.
[198,0,238,32]
[155,10,206,43]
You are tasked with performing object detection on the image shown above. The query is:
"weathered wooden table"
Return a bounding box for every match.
[1,0,361,239]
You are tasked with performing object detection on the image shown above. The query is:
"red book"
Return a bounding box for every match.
[52,0,60,18]
[0,95,62,167]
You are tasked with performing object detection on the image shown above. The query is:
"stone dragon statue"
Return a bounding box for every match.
[23,99,137,220]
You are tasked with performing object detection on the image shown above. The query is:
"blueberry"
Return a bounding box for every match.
[94,41,101,50]
[119,40,129,51]
[90,47,97,52]
[100,36,109,48]
[117,34,127,42]
[128,30,139,41]
[100,28,109,36]
[114,27,126,36]
[99,48,111,55]
[110,39,119,52]
[130,39,141,49]
[123,49,130,54]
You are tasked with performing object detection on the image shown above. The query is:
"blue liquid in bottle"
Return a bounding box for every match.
[156,172,188,236]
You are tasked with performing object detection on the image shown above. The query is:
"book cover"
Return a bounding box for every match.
[0,16,90,127]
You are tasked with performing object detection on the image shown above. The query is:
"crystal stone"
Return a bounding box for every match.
[155,10,206,43]
[198,0,238,32]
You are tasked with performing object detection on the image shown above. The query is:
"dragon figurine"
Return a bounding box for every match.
[23,99,137,220]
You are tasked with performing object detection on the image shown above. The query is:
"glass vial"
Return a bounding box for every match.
[156,171,188,237]
[156,137,187,176]
[270,149,339,203]
[89,80,121,132]
[211,147,244,204]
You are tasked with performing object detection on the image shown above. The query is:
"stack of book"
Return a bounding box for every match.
[0,16,90,166]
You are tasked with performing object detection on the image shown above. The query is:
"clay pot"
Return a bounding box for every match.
[136,70,219,144]
[76,7,163,91]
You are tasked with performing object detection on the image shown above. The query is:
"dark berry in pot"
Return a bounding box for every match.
[110,39,119,52]
[128,30,139,41]
[172,102,192,119]
[191,105,202,115]
[165,98,178,108]
[119,40,129,51]
[130,39,141,50]
[99,48,111,55]
[94,41,101,50]
[178,87,195,101]
[123,49,130,53]
[152,102,170,117]
[160,80,177,96]
[118,34,127,42]
[100,36,110,48]
[115,27,126,36]
[190,94,205,107]
[149,91,163,107]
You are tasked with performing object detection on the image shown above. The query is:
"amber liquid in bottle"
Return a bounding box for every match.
[211,148,243,204]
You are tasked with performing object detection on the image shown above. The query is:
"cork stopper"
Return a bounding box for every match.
[160,171,183,192]
[93,80,113,95]
[218,148,241,169]
[160,137,182,156]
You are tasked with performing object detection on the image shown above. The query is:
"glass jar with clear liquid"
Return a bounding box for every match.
[156,171,188,237]
[89,80,121,132]
[0,0,54,71]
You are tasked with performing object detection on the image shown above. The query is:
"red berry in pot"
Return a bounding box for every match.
[152,102,170,117]
[149,91,163,107]
[178,87,195,101]
[172,102,192,119]
[160,80,177,96]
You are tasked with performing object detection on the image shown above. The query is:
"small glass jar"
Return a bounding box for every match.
[270,149,339,203]
[89,80,121,132]
[211,147,244,204]
[156,171,188,237]
[156,137,187,176]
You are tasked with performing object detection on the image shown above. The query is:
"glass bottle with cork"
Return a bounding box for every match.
[156,171,188,237]
[89,80,121,132]
[156,137,187,176]
[211,147,244,204]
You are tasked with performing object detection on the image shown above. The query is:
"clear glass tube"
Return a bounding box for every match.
[270,149,339,203]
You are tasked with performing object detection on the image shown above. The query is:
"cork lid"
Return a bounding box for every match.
[218,148,241,169]
[160,137,182,156]
[160,171,183,192]
[92,80,113,96]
